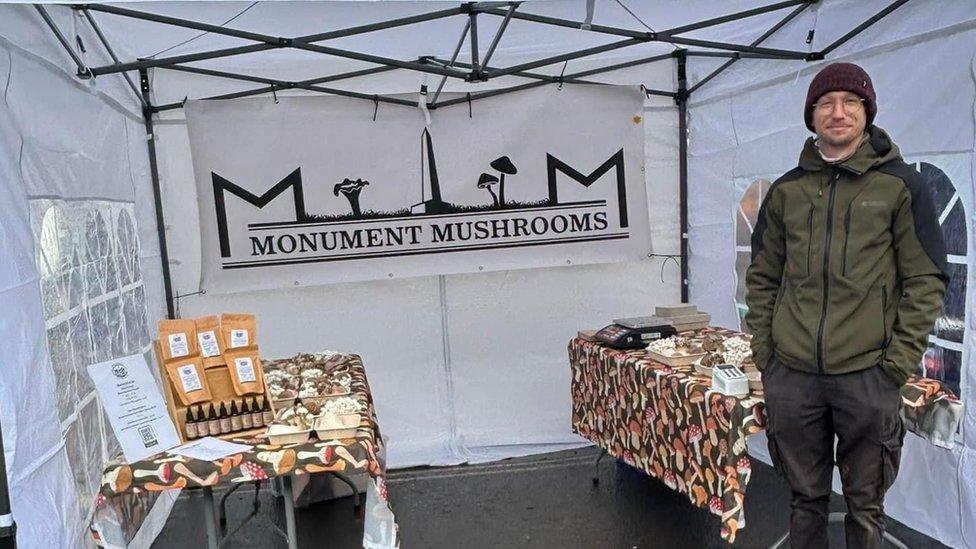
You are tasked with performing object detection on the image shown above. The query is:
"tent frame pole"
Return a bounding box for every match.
[675,49,690,303]
[0,421,15,549]
[139,69,177,319]
[689,1,811,94]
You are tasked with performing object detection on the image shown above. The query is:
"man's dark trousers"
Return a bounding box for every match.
[763,357,906,548]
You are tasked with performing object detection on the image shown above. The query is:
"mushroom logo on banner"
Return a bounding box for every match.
[186,85,652,293]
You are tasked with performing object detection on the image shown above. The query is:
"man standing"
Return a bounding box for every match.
[745,62,948,548]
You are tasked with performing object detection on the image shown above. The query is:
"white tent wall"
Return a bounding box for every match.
[0,4,174,547]
[686,1,976,546]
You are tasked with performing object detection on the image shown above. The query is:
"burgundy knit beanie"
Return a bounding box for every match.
[804,62,876,131]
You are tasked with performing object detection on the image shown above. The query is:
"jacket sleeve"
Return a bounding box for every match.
[745,187,786,371]
[884,182,948,386]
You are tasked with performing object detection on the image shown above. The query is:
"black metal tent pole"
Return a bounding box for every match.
[429,53,676,108]
[427,58,602,86]
[689,1,811,94]
[77,4,467,78]
[484,38,644,79]
[431,21,472,104]
[675,49,690,303]
[818,0,912,57]
[656,0,813,37]
[81,9,146,107]
[138,69,177,319]
[0,418,15,549]
[468,9,481,77]
[476,2,811,59]
[479,3,517,70]
[151,65,399,112]
[156,64,418,107]
[35,5,89,76]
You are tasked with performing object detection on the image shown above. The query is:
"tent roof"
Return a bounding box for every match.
[26,1,972,110]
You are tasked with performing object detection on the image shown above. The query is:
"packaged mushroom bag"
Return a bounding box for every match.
[224,347,265,396]
[194,315,226,359]
[158,319,199,361]
[164,355,213,405]
[220,313,257,350]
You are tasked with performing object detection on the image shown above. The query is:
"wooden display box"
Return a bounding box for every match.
[155,340,276,443]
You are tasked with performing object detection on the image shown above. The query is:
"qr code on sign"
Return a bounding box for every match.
[138,425,158,448]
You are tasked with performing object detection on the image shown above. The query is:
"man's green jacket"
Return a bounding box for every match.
[745,126,948,385]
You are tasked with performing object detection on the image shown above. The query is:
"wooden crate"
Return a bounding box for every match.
[155,340,276,443]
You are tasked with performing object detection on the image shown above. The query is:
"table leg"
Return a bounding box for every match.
[281,476,298,549]
[202,487,219,549]
[592,448,606,485]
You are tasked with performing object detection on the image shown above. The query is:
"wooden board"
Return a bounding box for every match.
[655,304,699,317]
[644,348,707,366]
[155,340,276,444]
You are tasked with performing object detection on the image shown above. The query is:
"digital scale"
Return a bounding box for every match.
[711,363,749,397]
[594,320,677,350]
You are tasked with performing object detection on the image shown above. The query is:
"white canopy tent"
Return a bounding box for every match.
[1,1,974,547]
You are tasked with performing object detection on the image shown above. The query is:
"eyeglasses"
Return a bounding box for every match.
[813,97,865,114]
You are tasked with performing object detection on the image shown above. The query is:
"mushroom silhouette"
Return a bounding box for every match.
[333,178,370,217]
[489,156,517,206]
[477,173,500,206]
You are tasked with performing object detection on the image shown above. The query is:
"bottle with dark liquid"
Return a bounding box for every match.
[262,397,275,425]
[196,405,208,436]
[218,402,231,434]
[230,399,242,432]
[207,403,220,436]
[251,397,264,428]
[184,408,198,439]
[241,399,253,430]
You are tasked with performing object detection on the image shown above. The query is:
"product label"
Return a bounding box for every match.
[168,333,190,358]
[198,331,221,357]
[177,364,203,393]
[234,357,257,383]
[230,329,249,348]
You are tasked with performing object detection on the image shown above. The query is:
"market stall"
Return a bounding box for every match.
[2,1,976,547]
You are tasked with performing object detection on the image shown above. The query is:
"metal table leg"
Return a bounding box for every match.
[202,487,219,549]
[330,471,362,511]
[592,448,606,485]
[281,476,298,549]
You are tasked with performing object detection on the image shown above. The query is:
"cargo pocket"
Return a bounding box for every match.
[880,412,906,493]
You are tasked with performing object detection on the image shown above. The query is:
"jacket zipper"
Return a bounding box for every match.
[881,284,888,345]
[807,206,814,276]
[842,205,852,276]
[816,171,840,374]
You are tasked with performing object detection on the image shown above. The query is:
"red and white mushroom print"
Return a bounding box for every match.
[239,461,268,481]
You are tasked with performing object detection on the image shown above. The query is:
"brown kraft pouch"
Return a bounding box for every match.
[158,319,199,361]
[223,347,265,396]
[164,355,213,405]
[221,313,257,350]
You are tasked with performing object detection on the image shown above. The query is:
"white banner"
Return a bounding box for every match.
[186,85,651,292]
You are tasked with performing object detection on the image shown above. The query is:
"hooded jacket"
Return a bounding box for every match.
[745,126,948,385]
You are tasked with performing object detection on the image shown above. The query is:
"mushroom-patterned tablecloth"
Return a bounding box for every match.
[90,353,396,548]
[569,329,963,544]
